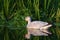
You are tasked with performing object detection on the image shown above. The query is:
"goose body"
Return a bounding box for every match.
[27,21,48,29]
[25,16,52,39]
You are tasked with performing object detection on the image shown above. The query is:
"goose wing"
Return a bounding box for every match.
[27,21,48,29]
[28,28,48,36]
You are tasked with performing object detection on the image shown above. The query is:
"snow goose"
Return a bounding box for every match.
[25,16,52,39]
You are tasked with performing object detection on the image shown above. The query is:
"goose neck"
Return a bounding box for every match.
[28,20,31,24]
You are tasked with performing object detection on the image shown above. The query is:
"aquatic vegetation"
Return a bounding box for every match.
[0,0,60,40]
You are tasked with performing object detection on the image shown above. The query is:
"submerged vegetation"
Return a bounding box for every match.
[0,0,60,40]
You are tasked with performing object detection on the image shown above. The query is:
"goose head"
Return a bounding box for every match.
[25,33,30,39]
[25,16,31,24]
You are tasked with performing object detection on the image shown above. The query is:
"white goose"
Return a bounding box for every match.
[25,16,52,39]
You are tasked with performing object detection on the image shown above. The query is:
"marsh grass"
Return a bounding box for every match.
[0,0,60,40]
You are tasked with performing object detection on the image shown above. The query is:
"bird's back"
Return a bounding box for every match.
[27,21,48,29]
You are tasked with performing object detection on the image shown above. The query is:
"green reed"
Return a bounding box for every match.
[0,0,60,40]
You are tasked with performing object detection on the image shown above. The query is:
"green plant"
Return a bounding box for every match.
[0,0,60,40]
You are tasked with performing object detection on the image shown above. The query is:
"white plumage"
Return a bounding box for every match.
[25,16,52,39]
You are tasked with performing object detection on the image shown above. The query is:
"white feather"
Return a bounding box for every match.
[25,16,52,39]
